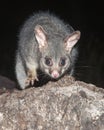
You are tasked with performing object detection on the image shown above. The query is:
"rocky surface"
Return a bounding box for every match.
[0,75,17,94]
[0,75,104,130]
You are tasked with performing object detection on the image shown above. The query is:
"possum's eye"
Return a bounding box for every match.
[59,57,66,66]
[45,57,53,66]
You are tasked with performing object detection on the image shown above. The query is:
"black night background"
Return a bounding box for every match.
[0,1,104,88]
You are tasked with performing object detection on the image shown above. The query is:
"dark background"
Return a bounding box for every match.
[0,1,104,88]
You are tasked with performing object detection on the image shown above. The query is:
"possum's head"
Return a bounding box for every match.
[34,25,80,79]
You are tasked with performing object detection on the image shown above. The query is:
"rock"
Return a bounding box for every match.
[0,75,104,130]
[0,75,16,94]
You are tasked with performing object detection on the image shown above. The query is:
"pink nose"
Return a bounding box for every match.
[51,70,60,78]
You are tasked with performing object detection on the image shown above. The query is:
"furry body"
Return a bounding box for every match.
[15,12,80,89]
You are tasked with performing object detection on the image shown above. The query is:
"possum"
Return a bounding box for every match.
[15,12,81,89]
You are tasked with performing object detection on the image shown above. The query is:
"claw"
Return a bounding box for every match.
[31,79,35,86]
[35,77,39,81]
[25,69,39,87]
[25,76,39,86]
[25,79,30,86]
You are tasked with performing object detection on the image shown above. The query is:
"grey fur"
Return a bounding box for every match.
[15,12,80,89]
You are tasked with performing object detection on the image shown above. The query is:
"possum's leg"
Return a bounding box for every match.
[16,54,38,89]
[15,54,27,89]
[25,62,38,86]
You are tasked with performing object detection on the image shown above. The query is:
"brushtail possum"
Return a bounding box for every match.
[15,12,81,89]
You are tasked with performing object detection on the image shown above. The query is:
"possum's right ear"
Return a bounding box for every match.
[64,31,81,52]
[34,25,47,51]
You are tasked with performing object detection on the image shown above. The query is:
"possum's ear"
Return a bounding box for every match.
[34,25,47,50]
[64,31,81,52]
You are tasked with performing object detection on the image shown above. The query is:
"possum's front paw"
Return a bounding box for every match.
[25,70,39,86]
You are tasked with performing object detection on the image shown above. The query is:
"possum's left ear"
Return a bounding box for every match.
[64,31,81,52]
[34,25,48,50]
